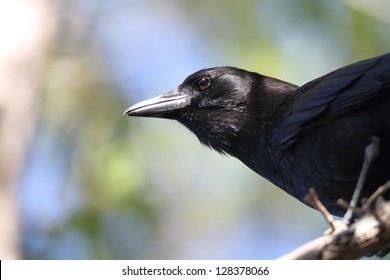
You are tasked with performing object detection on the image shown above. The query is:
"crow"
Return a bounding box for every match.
[124,53,390,216]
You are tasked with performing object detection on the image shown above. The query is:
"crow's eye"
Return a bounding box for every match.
[196,77,210,91]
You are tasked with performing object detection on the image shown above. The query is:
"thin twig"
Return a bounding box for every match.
[280,183,390,259]
[305,188,337,232]
[343,137,380,224]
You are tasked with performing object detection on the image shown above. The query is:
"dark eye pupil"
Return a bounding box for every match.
[197,77,210,90]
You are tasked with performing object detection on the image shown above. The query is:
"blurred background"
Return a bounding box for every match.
[0,0,389,259]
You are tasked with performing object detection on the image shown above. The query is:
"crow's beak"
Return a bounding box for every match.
[123,90,190,117]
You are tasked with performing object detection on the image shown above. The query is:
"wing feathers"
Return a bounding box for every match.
[269,53,390,149]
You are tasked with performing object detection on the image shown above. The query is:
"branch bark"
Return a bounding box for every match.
[279,183,390,260]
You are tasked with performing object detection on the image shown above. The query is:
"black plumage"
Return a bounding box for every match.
[124,53,390,216]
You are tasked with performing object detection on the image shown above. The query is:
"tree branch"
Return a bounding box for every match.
[279,182,390,260]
